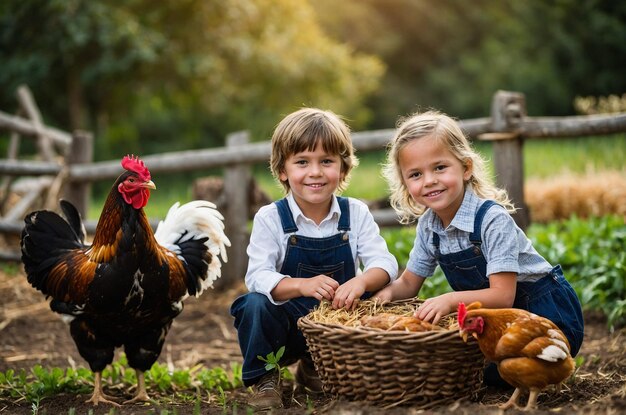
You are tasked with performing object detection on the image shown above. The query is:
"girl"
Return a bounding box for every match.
[374,110,584,365]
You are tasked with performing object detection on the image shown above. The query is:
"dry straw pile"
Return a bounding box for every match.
[525,171,626,223]
[307,299,457,330]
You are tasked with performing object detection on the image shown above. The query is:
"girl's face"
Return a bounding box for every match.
[279,141,343,223]
[398,135,472,227]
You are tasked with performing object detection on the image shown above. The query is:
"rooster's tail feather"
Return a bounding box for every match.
[154,201,230,296]
[59,200,86,244]
[21,207,85,290]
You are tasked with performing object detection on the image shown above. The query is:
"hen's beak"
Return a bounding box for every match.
[142,180,156,190]
[459,329,468,343]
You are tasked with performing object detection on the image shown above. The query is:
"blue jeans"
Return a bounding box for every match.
[230,292,310,386]
[514,265,584,356]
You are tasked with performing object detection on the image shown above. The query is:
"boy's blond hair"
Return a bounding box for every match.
[270,108,359,194]
[383,110,515,224]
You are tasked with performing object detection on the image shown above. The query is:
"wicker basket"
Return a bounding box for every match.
[297,298,485,408]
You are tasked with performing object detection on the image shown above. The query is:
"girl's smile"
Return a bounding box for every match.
[399,135,472,227]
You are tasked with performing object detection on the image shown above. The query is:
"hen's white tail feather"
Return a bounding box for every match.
[154,201,230,294]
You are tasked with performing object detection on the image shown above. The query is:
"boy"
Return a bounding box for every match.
[230,108,398,409]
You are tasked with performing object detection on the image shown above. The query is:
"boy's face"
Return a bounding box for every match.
[279,141,343,220]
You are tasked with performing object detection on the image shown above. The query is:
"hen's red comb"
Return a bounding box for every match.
[121,154,151,181]
[457,302,467,327]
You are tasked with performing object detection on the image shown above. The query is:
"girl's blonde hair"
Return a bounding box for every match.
[270,108,358,194]
[382,110,515,224]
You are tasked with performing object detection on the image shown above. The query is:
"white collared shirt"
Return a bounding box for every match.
[245,193,398,304]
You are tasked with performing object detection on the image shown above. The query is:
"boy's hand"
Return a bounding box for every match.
[299,275,340,301]
[333,278,367,311]
[414,293,455,325]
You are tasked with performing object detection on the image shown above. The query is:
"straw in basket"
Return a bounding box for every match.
[297,298,485,409]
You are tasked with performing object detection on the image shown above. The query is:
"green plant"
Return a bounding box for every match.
[257,346,290,382]
[529,215,626,329]
[0,355,243,406]
[0,366,92,405]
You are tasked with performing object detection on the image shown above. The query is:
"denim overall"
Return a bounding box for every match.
[434,200,584,357]
[230,197,356,385]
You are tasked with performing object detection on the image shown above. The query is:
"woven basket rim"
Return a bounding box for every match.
[298,315,462,341]
[298,297,461,340]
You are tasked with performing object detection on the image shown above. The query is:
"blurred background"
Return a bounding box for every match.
[2,0,624,153]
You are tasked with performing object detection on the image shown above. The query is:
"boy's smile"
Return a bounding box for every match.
[279,141,343,223]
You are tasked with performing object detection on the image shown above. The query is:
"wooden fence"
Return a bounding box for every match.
[1,89,626,287]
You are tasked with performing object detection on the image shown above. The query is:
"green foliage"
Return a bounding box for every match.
[0,356,242,405]
[382,215,626,328]
[197,364,242,391]
[529,215,626,329]
[380,226,450,299]
[0,262,21,276]
[257,346,292,381]
[0,366,92,403]
[313,0,626,126]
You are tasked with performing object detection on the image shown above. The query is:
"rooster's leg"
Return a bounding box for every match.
[86,372,120,406]
[522,389,539,411]
[498,387,521,410]
[123,370,151,404]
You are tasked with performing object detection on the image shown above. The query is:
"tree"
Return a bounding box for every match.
[0,0,384,159]
[312,0,626,125]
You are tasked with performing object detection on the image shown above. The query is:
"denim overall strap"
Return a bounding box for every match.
[275,198,298,233]
[278,196,355,307]
[432,200,497,248]
[469,200,497,244]
[433,200,497,291]
[275,197,351,233]
[336,197,351,231]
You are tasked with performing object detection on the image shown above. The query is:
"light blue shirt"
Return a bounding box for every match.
[245,194,399,304]
[406,189,553,282]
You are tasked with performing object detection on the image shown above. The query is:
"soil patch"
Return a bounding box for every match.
[0,269,624,414]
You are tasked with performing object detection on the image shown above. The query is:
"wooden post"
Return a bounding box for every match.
[219,131,251,289]
[481,91,529,230]
[63,131,93,217]
[16,85,55,162]
[0,110,22,213]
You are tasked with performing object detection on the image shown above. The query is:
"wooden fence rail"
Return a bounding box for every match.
[2,90,626,286]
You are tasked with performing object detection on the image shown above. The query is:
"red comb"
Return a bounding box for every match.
[121,154,151,181]
[457,302,467,327]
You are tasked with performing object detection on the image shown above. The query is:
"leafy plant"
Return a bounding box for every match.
[529,215,626,329]
[257,346,292,382]
[0,355,242,406]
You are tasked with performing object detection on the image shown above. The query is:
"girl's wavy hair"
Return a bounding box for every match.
[382,110,515,224]
[270,108,358,194]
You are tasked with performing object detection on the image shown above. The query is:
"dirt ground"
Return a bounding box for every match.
[0,268,624,415]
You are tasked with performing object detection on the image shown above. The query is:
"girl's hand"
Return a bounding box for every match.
[333,278,367,310]
[372,286,394,304]
[299,275,340,301]
[415,293,456,325]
